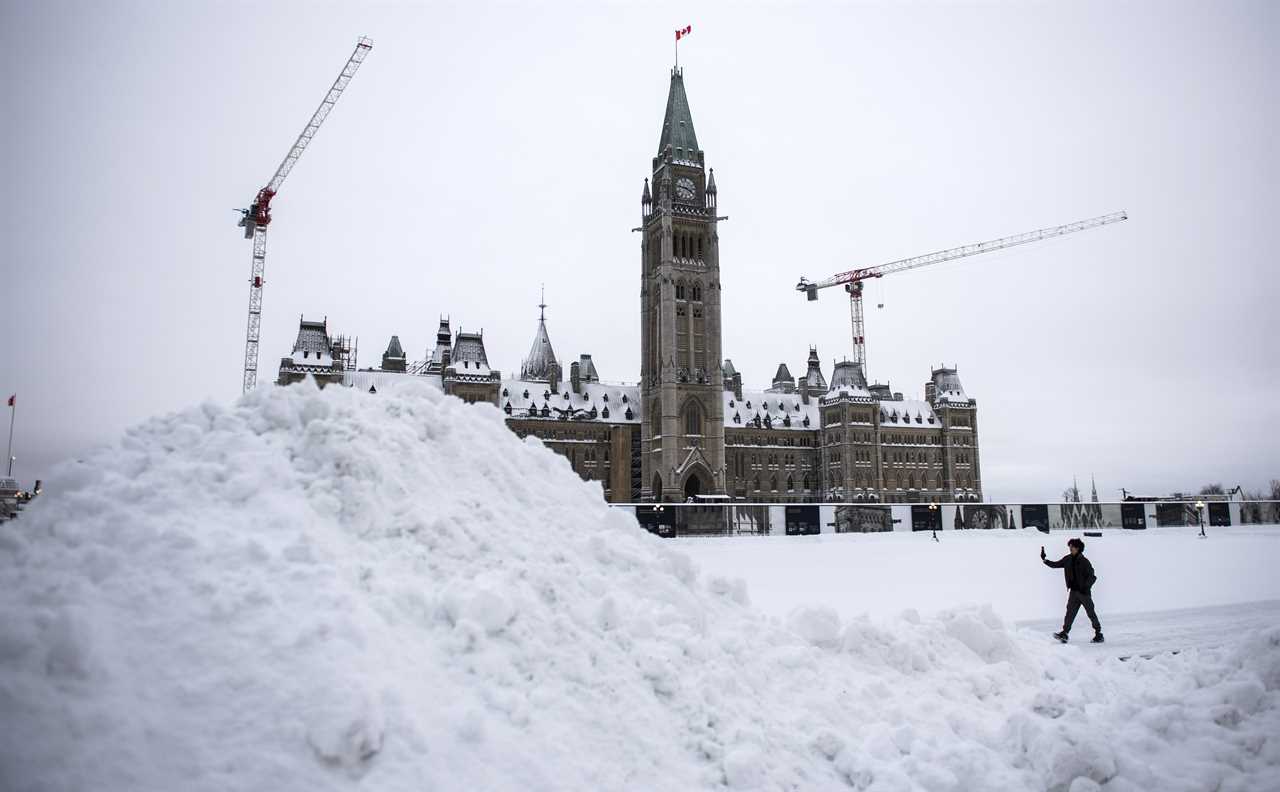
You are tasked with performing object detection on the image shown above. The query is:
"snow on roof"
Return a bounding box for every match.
[345,370,442,393]
[824,361,871,400]
[500,379,641,423]
[451,332,489,368]
[289,319,333,366]
[878,398,939,427]
[724,389,818,431]
[931,366,969,404]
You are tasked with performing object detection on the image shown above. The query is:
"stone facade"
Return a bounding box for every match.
[276,67,983,505]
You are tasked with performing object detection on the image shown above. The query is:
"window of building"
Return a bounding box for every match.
[684,400,703,436]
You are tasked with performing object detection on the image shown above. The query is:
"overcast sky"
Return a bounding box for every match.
[2,0,1277,502]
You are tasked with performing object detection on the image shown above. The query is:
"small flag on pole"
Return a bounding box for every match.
[676,25,692,40]
[6,395,12,407]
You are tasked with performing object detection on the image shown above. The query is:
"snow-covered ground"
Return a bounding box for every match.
[674,526,1280,629]
[2,380,1278,791]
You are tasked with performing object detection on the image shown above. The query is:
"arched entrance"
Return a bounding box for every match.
[651,473,664,502]
[683,474,702,500]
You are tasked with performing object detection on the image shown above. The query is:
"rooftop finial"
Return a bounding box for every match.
[538,284,547,322]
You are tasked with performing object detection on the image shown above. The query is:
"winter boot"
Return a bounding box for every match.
[1053,631,1069,643]
[1091,632,1105,644]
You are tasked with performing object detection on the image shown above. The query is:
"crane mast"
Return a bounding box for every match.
[238,37,372,394]
[796,211,1128,379]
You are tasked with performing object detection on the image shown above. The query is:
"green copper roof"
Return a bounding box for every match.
[657,69,699,157]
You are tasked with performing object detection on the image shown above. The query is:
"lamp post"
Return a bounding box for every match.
[1195,499,1206,537]
[928,502,939,542]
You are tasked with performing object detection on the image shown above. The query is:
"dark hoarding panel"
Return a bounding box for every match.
[1021,504,1050,532]
[1208,502,1231,527]
[1121,503,1147,529]
[785,505,821,535]
[910,505,942,532]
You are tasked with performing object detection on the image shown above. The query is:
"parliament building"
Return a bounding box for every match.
[277,67,983,505]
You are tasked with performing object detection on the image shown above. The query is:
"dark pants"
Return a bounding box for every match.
[1063,589,1101,634]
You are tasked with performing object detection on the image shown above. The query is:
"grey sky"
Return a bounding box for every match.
[2,0,1277,502]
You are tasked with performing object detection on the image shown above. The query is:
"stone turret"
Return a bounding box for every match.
[769,363,795,394]
[381,335,406,372]
[799,347,827,404]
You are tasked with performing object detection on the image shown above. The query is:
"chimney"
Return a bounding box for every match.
[570,361,581,394]
[548,361,560,393]
[925,380,937,405]
[733,372,743,401]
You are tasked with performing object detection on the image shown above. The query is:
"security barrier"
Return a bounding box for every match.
[611,500,1280,538]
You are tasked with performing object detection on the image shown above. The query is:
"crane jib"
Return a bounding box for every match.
[796,210,1128,382]
[238,37,373,395]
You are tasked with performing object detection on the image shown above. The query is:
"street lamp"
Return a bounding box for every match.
[928,502,939,542]
[1195,499,1206,537]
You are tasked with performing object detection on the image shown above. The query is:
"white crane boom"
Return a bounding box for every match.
[237,37,373,394]
[795,211,1128,378]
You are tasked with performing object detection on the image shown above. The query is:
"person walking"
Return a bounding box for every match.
[1041,537,1104,643]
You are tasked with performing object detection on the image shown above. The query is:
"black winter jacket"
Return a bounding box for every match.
[1044,553,1096,594]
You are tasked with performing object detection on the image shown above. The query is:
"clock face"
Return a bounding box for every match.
[675,178,696,201]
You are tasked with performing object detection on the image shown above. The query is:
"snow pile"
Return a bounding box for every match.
[2,380,1278,791]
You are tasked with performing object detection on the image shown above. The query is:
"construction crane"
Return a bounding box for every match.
[237,37,373,393]
[796,211,1128,380]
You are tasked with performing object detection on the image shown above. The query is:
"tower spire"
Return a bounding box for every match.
[657,67,700,158]
[539,283,546,322]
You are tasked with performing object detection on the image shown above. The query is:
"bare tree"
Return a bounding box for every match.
[1270,480,1280,523]
[1199,483,1225,495]
[1062,483,1081,502]
[1242,489,1265,524]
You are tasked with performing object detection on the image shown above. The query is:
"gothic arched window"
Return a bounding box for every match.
[684,400,703,436]
[675,281,686,300]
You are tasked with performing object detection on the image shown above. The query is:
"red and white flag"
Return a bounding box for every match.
[675,25,692,40]
[6,395,12,407]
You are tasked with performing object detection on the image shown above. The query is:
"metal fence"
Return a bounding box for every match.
[610,500,1280,539]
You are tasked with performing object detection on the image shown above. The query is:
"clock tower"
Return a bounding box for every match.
[640,67,725,501]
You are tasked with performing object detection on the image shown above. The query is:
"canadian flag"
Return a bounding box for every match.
[675,25,692,40]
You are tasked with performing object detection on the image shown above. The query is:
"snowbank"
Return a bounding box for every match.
[1,380,1277,791]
